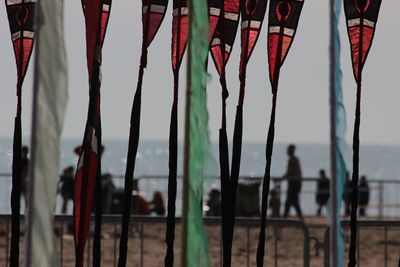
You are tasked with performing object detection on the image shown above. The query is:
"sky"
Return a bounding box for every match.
[1,0,400,145]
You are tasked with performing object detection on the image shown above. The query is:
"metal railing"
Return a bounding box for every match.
[323,220,400,267]
[0,215,310,267]
[1,174,400,217]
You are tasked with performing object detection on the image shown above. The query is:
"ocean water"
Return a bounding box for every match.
[1,138,400,216]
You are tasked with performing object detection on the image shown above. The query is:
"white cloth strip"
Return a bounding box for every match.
[24,31,35,38]
[12,32,21,41]
[143,4,166,14]
[225,44,231,53]
[347,18,360,27]
[211,38,221,46]
[7,0,36,5]
[269,26,280,34]
[269,26,294,37]
[209,7,220,16]
[284,28,294,36]
[91,132,98,154]
[363,18,375,28]
[173,7,188,16]
[241,20,261,29]
[224,11,239,21]
[103,4,110,12]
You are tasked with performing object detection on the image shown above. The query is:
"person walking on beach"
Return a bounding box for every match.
[316,169,330,216]
[358,176,370,216]
[59,166,75,214]
[283,144,303,220]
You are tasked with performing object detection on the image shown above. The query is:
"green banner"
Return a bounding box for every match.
[182,0,210,266]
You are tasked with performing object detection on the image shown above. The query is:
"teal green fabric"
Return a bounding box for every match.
[327,0,346,265]
[186,0,210,265]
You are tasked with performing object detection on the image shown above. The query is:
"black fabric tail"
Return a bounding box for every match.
[348,80,362,267]
[219,128,231,267]
[164,103,178,267]
[256,92,277,267]
[93,118,102,267]
[117,66,143,267]
[10,115,22,267]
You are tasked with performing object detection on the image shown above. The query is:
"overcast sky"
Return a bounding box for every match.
[1,0,399,145]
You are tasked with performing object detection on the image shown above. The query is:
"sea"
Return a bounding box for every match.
[1,138,400,216]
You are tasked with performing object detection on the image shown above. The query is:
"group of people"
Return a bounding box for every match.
[19,144,371,218]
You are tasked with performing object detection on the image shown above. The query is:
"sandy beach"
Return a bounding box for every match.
[1,216,399,266]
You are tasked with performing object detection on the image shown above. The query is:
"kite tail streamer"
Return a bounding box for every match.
[348,78,362,267]
[10,112,22,267]
[117,64,144,267]
[256,90,277,267]
[165,73,179,267]
[93,117,102,267]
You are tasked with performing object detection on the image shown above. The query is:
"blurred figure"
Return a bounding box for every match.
[316,169,330,216]
[59,166,75,214]
[20,146,30,203]
[358,176,370,216]
[269,187,281,218]
[149,191,165,215]
[283,144,303,220]
[206,189,221,217]
[132,180,149,215]
[101,173,116,214]
[343,171,352,216]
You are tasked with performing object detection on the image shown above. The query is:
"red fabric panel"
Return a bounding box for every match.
[100,12,109,48]
[12,38,33,81]
[268,33,293,84]
[349,26,374,79]
[84,0,101,80]
[211,45,224,75]
[172,16,188,71]
[145,13,164,47]
[209,17,219,43]
[224,0,240,13]
[74,148,98,264]
[240,28,259,74]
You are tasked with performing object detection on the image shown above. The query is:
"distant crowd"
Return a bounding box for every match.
[18,144,371,219]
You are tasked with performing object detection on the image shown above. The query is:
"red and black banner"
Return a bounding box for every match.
[267,0,304,89]
[74,0,111,266]
[208,0,223,42]
[344,0,381,81]
[117,0,168,266]
[5,0,36,266]
[172,0,188,72]
[257,1,304,266]
[343,1,381,266]
[210,0,240,75]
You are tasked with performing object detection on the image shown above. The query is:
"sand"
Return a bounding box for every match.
[1,216,399,266]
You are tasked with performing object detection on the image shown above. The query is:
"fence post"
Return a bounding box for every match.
[378,181,384,218]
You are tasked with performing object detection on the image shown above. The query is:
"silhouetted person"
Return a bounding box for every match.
[358,176,370,216]
[343,171,352,216]
[20,146,29,203]
[269,187,281,218]
[283,144,303,220]
[149,191,165,215]
[206,189,221,217]
[101,173,116,213]
[316,169,330,216]
[59,166,75,214]
[131,180,149,215]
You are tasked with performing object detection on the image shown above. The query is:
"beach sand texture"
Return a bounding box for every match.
[0,217,399,266]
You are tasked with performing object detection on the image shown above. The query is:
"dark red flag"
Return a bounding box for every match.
[208,0,223,42]
[210,0,240,75]
[172,0,188,72]
[267,0,304,89]
[5,1,36,266]
[343,1,382,266]
[73,0,112,266]
[257,1,304,266]
[117,0,168,266]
